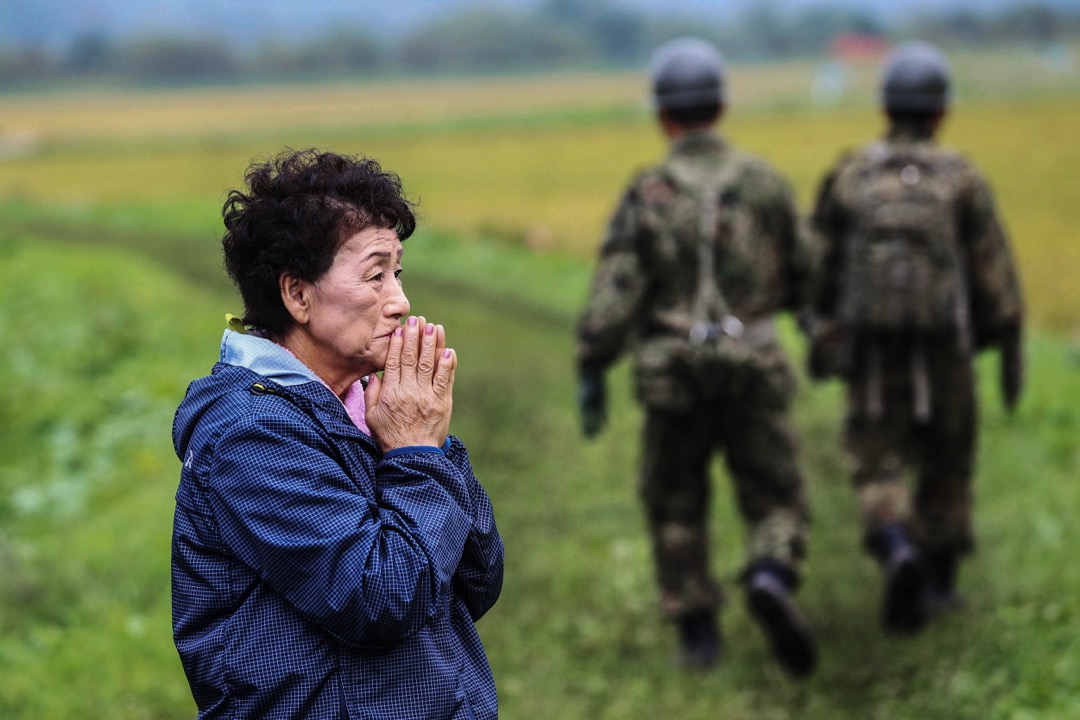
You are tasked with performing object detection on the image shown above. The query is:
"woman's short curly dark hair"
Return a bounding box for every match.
[222,148,417,336]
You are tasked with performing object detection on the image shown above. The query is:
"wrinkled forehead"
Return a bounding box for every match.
[335,225,403,264]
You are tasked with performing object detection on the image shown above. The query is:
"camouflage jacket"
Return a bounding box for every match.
[811,127,1023,350]
[577,130,813,378]
[574,130,812,367]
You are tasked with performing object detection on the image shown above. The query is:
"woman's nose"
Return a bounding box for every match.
[387,284,410,318]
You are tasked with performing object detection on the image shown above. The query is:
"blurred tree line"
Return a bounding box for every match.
[1,0,1078,85]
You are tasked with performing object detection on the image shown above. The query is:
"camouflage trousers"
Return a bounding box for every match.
[844,334,977,556]
[639,361,809,620]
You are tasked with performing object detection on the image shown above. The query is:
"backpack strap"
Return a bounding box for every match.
[664,153,747,344]
[862,338,932,423]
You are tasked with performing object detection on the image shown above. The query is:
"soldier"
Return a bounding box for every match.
[806,41,1024,634]
[576,37,817,677]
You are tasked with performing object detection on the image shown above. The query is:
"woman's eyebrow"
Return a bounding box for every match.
[361,250,393,263]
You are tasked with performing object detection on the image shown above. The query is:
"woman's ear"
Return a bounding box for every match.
[279,273,311,325]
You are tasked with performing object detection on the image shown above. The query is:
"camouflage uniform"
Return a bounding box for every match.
[810,124,1024,558]
[577,129,814,619]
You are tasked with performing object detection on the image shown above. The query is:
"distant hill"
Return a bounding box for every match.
[0,0,478,48]
[3,0,1076,51]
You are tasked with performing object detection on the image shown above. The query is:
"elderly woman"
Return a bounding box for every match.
[171,149,503,719]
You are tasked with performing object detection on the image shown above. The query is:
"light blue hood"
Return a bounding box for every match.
[219,329,320,388]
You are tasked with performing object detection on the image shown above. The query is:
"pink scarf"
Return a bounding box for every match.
[341,380,370,434]
[272,336,370,434]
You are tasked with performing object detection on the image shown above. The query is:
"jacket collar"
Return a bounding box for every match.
[886,123,936,144]
[219,329,321,389]
[670,129,726,158]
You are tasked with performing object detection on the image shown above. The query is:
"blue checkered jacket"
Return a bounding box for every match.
[172,331,503,719]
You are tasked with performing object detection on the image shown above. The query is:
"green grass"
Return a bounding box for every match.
[0,235,224,717]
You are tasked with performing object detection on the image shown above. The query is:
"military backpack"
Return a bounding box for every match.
[839,142,969,334]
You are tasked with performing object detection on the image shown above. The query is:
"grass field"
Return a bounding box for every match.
[1,50,1079,718]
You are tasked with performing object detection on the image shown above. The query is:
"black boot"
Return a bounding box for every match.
[924,550,965,616]
[869,524,926,635]
[744,562,818,678]
[676,609,721,670]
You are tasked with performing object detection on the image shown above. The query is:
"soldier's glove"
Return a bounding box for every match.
[578,366,607,439]
[999,325,1023,414]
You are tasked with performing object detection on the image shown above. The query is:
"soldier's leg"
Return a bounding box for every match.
[725,405,809,573]
[846,367,926,634]
[640,405,721,667]
[723,390,816,677]
[846,395,913,541]
[916,351,977,611]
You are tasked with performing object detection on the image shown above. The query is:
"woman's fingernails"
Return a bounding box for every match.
[443,349,453,359]
[395,327,403,337]
[407,316,418,327]
[425,323,435,336]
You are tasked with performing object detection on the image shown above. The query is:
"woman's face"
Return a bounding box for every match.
[301,225,410,377]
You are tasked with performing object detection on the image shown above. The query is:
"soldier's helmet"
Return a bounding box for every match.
[649,37,725,110]
[880,41,951,113]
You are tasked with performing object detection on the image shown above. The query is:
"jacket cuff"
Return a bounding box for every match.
[383,444,447,460]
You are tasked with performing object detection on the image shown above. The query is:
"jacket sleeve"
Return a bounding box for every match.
[771,172,816,313]
[444,436,504,621]
[808,164,848,319]
[576,187,650,370]
[959,169,1024,347]
[206,405,473,649]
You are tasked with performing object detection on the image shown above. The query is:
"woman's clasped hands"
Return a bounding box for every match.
[364,316,457,452]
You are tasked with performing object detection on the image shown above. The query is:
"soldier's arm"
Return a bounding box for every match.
[800,164,850,380]
[739,160,815,314]
[575,188,650,437]
[576,189,650,370]
[960,169,1024,349]
[770,170,816,314]
[808,166,847,319]
[960,167,1025,410]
